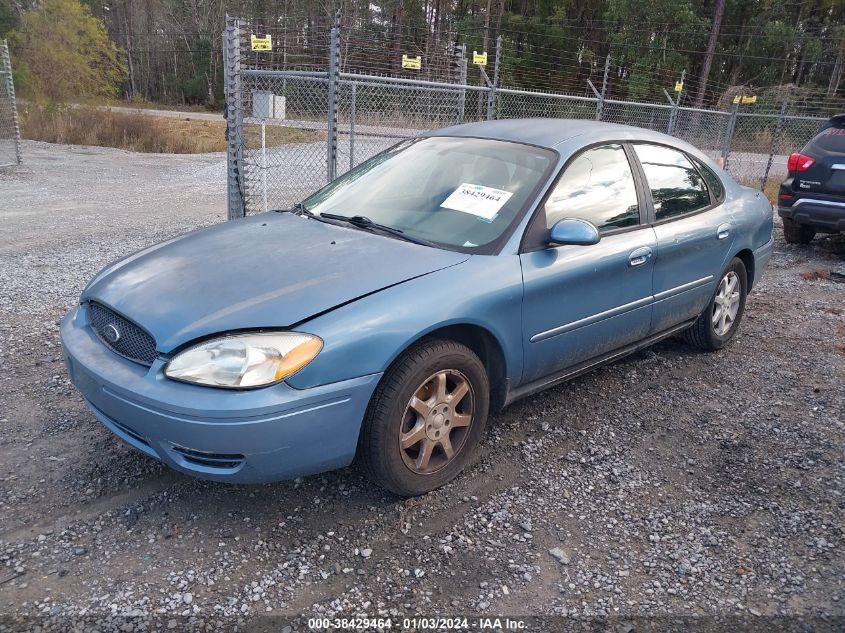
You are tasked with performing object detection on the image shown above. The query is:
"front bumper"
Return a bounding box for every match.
[60,305,381,483]
[778,198,845,232]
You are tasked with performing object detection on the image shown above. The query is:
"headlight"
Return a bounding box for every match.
[165,332,322,388]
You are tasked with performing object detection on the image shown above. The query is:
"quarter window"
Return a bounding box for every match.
[544,144,640,232]
[691,157,724,201]
[634,144,711,220]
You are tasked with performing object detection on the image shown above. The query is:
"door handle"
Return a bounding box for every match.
[717,223,731,240]
[628,246,653,267]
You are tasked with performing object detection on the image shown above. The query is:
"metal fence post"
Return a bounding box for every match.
[721,101,740,168]
[663,89,676,134]
[596,55,610,121]
[667,69,684,135]
[761,97,789,190]
[666,101,678,136]
[0,39,22,166]
[327,26,339,182]
[456,44,467,124]
[486,36,502,121]
[223,18,245,219]
[349,82,356,170]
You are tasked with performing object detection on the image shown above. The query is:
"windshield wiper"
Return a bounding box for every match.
[318,213,435,247]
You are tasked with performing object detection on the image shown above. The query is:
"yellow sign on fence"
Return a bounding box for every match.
[402,54,422,70]
[251,34,272,51]
[733,94,757,105]
[473,51,487,66]
[674,81,684,92]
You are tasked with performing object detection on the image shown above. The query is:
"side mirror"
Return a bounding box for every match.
[548,218,600,246]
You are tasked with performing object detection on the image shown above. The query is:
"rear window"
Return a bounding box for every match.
[806,126,845,153]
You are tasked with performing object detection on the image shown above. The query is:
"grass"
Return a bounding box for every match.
[19,106,321,154]
[762,178,780,201]
[738,176,781,204]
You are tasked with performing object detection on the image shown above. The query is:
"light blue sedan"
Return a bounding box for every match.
[61,119,774,496]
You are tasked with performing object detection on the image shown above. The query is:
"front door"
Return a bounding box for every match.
[519,143,656,385]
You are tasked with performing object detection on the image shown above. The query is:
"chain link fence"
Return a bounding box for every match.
[240,71,330,212]
[723,110,830,189]
[0,40,22,168]
[223,19,831,217]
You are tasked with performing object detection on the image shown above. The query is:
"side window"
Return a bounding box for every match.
[634,144,711,221]
[691,157,724,201]
[544,144,640,232]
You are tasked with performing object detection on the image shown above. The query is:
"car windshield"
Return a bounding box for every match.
[302,137,555,252]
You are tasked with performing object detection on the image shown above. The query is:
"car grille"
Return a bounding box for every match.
[88,302,158,366]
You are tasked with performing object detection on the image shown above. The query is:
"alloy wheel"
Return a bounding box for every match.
[713,271,741,336]
[398,369,474,475]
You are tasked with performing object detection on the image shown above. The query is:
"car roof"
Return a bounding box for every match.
[429,117,706,156]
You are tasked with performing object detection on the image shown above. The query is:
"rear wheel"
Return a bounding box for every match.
[782,217,816,244]
[359,339,489,497]
[684,258,747,351]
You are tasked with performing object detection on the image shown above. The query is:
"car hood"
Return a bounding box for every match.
[82,213,470,352]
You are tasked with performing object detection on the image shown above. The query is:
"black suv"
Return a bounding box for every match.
[778,114,845,243]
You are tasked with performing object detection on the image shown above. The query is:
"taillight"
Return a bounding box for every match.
[786,152,815,172]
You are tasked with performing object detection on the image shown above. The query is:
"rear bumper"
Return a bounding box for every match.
[61,305,381,483]
[778,198,845,232]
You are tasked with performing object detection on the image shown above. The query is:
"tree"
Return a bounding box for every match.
[0,1,20,38]
[9,0,126,103]
[4,0,838,110]
[693,0,726,108]
[604,0,708,100]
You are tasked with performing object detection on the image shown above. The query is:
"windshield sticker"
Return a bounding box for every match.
[441,183,513,222]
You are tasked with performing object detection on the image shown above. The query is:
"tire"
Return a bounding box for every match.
[358,339,490,497]
[782,217,815,244]
[683,258,748,351]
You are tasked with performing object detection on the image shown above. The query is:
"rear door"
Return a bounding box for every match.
[631,144,735,334]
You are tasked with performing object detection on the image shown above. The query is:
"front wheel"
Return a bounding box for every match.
[683,258,748,351]
[359,339,490,497]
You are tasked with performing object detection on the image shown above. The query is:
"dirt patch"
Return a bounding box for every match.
[800,269,830,281]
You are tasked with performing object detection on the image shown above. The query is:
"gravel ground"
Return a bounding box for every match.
[0,141,843,632]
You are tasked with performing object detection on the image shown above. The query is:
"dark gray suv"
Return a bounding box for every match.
[778,114,845,243]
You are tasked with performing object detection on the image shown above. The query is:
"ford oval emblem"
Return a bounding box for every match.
[103,324,121,344]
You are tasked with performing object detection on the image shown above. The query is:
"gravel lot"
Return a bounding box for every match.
[0,141,843,632]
